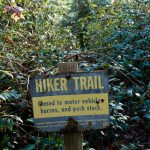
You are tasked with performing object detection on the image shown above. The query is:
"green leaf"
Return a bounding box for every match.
[39,138,56,145]
[0,90,21,101]
[7,118,13,131]
[26,118,34,123]
[9,90,21,99]
[120,145,129,150]
[144,114,150,119]
[20,144,36,150]
[0,70,13,79]
[143,62,150,67]
[131,116,140,122]
[0,134,10,147]
[129,143,137,149]
[0,94,6,100]
[147,83,150,93]
[4,115,23,123]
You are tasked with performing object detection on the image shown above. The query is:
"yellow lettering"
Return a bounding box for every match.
[73,77,79,90]
[80,77,87,90]
[35,79,39,92]
[47,79,54,91]
[94,76,98,89]
[54,78,60,91]
[87,76,94,89]
[98,76,104,89]
[35,79,43,92]
[43,79,47,92]
[60,78,68,91]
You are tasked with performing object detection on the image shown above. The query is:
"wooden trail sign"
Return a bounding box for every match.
[29,71,109,132]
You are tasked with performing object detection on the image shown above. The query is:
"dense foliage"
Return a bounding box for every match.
[0,0,149,149]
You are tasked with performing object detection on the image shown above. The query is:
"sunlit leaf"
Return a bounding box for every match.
[0,70,13,79]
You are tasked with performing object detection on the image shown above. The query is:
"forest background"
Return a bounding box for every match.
[0,0,150,149]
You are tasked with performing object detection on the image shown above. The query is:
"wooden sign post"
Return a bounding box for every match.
[29,62,109,150]
[59,62,82,150]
